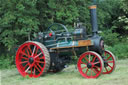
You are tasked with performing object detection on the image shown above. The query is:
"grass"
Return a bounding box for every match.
[1,59,128,85]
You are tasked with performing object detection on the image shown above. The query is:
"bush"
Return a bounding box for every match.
[100,29,119,46]
[106,43,128,59]
[0,55,15,69]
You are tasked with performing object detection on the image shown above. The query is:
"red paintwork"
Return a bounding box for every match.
[15,42,46,78]
[102,50,116,74]
[77,51,103,79]
[49,33,52,37]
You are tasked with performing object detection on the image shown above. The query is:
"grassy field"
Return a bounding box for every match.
[1,59,128,85]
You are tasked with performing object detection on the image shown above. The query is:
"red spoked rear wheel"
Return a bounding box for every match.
[102,50,116,74]
[77,51,104,79]
[15,41,50,78]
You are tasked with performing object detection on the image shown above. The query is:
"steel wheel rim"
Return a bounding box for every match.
[102,50,116,74]
[77,51,103,79]
[15,42,46,78]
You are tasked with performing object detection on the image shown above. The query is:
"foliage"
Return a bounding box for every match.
[36,0,90,30]
[0,55,15,69]
[107,43,128,59]
[100,29,119,46]
[0,0,128,68]
[107,0,128,36]
[121,0,128,13]
[0,0,40,50]
[0,0,91,50]
[0,0,127,51]
[96,0,122,30]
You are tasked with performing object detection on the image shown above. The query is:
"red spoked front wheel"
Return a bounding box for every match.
[77,51,104,79]
[15,41,50,78]
[102,50,116,74]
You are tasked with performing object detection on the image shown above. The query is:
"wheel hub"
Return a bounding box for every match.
[87,63,92,68]
[29,57,34,64]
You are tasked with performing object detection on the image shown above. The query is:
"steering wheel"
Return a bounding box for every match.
[47,23,69,36]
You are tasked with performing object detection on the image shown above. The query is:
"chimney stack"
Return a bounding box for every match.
[89,5,98,37]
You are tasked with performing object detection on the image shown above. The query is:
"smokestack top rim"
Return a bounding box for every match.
[89,5,97,9]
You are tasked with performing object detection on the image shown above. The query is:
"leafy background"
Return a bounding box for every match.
[0,0,128,68]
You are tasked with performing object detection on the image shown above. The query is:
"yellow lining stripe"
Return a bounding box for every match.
[50,40,93,50]
[89,5,97,9]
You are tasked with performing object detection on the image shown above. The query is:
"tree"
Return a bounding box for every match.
[36,0,80,30]
[112,0,128,36]
[0,0,40,50]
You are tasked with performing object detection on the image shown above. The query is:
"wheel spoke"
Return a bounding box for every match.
[89,54,91,62]
[85,68,89,74]
[91,68,98,74]
[78,51,104,78]
[93,61,100,65]
[91,70,92,77]
[94,66,100,70]
[20,61,28,64]
[34,67,36,75]
[23,63,29,70]
[92,56,96,63]
[37,56,45,60]
[35,47,39,55]
[94,67,100,73]
[102,50,116,74]
[106,55,111,60]
[105,67,108,72]
[30,67,33,75]
[16,42,50,78]
[21,56,28,60]
[20,51,28,57]
[25,66,30,73]
[81,66,87,69]
[104,52,107,56]
[28,45,32,55]
[34,64,41,72]
[80,61,87,65]
[107,60,114,63]
[35,60,45,64]
[34,52,42,59]
[26,48,30,57]
[84,56,88,62]
[37,63,42,69]
[108,64,113,69]
[32,46,36,57]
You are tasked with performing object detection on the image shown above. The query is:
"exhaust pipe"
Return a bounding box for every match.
[89,5,98,37]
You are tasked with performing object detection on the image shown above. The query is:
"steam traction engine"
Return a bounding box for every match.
[15,5,116,79]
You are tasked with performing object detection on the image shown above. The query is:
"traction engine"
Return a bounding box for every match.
[15,4,116,79]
